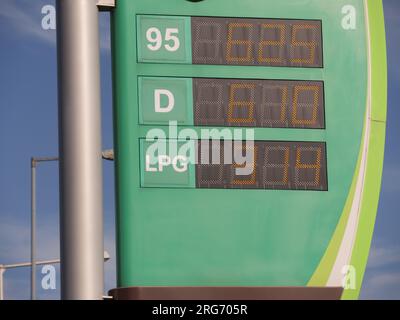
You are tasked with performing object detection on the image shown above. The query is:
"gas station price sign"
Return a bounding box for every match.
[137,15,323,67]
[111,0,387,300]
[195,140,327,190]
[141,139,327,190]
[140,77,325,128]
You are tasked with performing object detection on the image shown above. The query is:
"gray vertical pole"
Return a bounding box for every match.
[0,266,4,300]
[31,159,36,300]
[56,0,104,299]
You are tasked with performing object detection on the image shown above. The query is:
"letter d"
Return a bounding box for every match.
[155,89,174,113]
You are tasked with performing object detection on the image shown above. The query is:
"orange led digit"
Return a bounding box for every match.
[233,145,258,186]
[278,86,288,125]
[263,146,290,186]
[290,24,318,65]
[258,23,286,63]
[295,146,322,188]
[292,85,319,126]
[226,23,254,63]
[228,83,256,124]
[261,85,288,126]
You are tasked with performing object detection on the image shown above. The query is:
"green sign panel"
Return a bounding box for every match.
[111,0,387,300]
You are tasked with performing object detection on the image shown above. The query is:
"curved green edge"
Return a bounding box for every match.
[307,133,364,286]
[342,0,387,300]
[308,0,387,299]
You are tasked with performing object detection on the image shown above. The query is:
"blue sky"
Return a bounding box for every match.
[0,0,399,299]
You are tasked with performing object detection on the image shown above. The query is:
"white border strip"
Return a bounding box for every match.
[327,0,372,287]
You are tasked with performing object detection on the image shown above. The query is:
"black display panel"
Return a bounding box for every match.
[193,78,325,128]
[192,17,323,67]
[196,141,327,190]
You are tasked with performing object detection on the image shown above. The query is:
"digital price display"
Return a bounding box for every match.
[193,78,325,128]
[196,141,327,190]
[192,17,323,67]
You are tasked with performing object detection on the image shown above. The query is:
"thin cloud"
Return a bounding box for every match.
[0,214,58,264]
[367,245,400,269]
[0,1,56,46]
[368,272,400,288]
[0,1,111,52]
[361,243,400,299]
[362,272,400,300]
[380,165,400,195]
[0,213,116,299]
[0,218,30,263]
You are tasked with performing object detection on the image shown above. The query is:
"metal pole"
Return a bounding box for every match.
[31,159,36,300]
[0,265,5,300]
[56,0,104,299]
[30,156,60,300]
